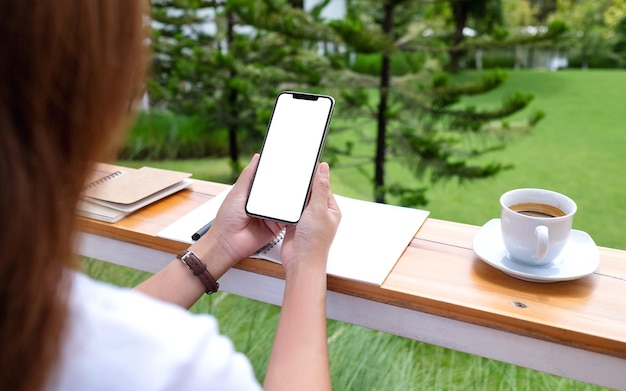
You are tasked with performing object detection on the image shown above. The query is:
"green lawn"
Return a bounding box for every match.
[321,69,626,250]
[425,69,626,251]
[103,69,626,390]
[119,70,626,251]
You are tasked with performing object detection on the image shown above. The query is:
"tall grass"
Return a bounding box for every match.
[82,259,604,390]
[93,69,624,390]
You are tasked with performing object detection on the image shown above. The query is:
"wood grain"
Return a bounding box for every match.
[77,167,626,360]
[382,219,626,358]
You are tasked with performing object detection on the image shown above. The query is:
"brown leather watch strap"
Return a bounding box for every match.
[177,250,219,294]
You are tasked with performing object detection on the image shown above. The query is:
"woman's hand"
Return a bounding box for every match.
[136,154,285,308]
[264,162,340,391]
[201,154,285,268]
[280,162,342,274]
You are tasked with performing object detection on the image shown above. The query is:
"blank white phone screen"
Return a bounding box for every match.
[246,92,334,223]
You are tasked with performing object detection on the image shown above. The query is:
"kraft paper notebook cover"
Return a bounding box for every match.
[78,164,192,223]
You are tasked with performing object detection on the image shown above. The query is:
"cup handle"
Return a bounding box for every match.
[535,225,549,260]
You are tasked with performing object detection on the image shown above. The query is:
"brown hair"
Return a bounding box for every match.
[0,1,148,390]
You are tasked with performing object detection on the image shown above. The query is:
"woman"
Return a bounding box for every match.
[0,2,341,391]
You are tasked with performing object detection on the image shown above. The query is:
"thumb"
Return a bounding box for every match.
[308,162,332,207]
[232,153,259,193]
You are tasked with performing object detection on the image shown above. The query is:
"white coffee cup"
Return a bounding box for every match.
[500,188,577,266]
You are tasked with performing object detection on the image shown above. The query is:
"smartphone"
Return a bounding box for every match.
[245,91,335,224]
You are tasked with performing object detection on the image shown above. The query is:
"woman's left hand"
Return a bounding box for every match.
[200,154,285,268]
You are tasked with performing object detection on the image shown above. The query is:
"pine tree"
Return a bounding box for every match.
[148,0,563,206]
[149,0,337,173]
[149,0,222,113]
[324,0,557,205]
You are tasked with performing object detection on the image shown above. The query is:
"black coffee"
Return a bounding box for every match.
[510,202,566,218]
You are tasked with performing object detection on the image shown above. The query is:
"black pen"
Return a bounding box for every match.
[191,220,214,241]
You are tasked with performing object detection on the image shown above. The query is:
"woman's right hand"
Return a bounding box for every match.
[264,162,340,391]
[279,162,341,274]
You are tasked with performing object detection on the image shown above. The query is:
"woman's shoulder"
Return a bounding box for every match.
[47,271,261,391]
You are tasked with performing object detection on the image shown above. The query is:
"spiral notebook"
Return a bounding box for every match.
[252,229,285,261]
[78,163,192,223]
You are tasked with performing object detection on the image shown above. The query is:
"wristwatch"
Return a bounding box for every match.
[177,250,219,294]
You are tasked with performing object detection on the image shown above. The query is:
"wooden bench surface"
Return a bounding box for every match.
[78,175,626,360]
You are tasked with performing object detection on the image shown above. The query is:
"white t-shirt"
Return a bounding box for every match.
[46,272,262,391]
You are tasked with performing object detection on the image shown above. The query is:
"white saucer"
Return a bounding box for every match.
[473,219,599,283]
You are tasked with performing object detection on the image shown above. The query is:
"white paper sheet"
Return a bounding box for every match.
[157,186,232,244]
[326,195,429,284]
[157,191,429,285]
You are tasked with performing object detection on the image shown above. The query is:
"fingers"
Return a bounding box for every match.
[215,154,258,222]
[264,219,286,237]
